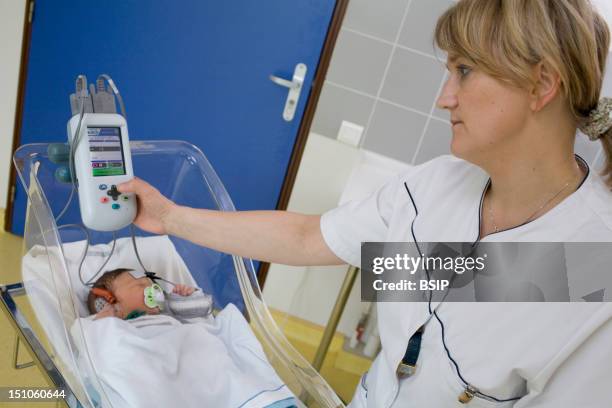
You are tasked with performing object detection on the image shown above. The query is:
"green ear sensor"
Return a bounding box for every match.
[144,283,165,309]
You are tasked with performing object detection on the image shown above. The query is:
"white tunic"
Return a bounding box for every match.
[320,155,612,408]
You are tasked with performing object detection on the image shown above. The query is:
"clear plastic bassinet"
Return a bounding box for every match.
[12,140,344,408]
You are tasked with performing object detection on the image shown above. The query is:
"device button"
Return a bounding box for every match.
[98,184,108,190]
[100,197,109,204]
[121,195,129,201]
[107,185,121,201]
[112,203,120,210]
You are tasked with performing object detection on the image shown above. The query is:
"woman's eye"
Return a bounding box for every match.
[457,64,472,77]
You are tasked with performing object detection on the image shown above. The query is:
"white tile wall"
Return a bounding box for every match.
[312,0,455,164]
[313,0,608,167]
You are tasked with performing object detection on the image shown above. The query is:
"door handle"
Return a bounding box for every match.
[269,63,307,121]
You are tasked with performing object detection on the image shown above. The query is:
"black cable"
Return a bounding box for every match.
[403,183,433,313]
[403,182,522,403]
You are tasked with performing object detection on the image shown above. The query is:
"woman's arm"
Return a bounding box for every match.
[118,178,344,266]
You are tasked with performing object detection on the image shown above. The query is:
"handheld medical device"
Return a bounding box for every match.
[67,76,136,231]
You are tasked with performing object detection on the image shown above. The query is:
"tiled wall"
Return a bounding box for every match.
[312,0,606,167]
[311,0,454,165]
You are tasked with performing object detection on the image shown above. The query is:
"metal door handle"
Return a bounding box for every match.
[269,75,300,89]
[269,63,307,121]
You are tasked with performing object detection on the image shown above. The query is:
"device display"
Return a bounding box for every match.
[88,127,126,177]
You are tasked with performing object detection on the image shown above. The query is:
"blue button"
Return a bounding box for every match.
[112,203,120,210]
[99,184,108,190]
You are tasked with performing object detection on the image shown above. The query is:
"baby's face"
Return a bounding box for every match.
[111,273,160,319]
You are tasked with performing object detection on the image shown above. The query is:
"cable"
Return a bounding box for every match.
[403,182,522,403]
[58,223,89,283]
[56,224,118,287]
[85,231,117,286]
[130,224,148,273]
[55,75,88,223]
[54,183,76,224]
[97,74,127,119]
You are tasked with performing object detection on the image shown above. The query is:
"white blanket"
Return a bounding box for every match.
[71,304,296,408]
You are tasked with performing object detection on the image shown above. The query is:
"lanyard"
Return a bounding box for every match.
[396,325,423,378]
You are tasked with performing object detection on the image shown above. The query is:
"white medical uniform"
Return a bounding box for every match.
[320,155,612,408]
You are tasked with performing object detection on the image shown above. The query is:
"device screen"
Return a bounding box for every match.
[88,127,126,177]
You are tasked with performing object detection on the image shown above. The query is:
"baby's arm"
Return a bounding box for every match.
[172,284,196,297]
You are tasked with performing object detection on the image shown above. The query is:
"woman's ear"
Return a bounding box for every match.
[530,61,562,112]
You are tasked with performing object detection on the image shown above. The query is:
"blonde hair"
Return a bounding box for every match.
[435,0,612,187]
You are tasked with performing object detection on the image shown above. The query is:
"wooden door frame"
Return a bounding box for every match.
[4,0,350,289]
[4,0,33,233]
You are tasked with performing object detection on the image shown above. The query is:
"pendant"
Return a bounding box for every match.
[458,385,478,404]
[458,391,474,404]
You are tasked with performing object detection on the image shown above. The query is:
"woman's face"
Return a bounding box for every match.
[436,56,532,165]
[111,273,159,319]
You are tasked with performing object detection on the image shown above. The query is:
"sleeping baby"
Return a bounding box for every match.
[78,268,297,408]
[87,268,213,322]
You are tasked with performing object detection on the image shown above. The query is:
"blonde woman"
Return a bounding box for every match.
[120,0,612,406]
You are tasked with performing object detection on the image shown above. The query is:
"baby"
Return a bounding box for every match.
[80,269,296,408]
[87,268,199,320]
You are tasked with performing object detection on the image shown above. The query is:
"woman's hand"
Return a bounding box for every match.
[117,177,177,235]
[172,284,196,297]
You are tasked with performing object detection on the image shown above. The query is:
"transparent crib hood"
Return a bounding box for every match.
[13,140,344,408]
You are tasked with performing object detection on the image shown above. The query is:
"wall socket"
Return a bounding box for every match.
[337,120,364,147]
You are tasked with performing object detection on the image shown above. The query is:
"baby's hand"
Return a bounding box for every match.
[172,284,196,297]
[94,303,118,320]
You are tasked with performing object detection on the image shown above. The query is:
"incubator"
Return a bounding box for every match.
[3,140,344,407]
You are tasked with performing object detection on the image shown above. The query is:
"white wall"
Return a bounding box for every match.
[0,0,26,210]
[263,133,410,336]
[263,133,362,335]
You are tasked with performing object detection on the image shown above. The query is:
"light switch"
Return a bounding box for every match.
[337,120,364,147]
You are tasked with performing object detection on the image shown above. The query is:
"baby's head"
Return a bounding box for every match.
[87,268,161,319]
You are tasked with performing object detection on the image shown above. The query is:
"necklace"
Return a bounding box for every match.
[487,180,571,234]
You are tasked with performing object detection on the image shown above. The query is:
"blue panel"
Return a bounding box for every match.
[12,0,335,234]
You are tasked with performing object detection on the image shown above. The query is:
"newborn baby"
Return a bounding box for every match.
[79,268,296,408]
[87,268,207,321]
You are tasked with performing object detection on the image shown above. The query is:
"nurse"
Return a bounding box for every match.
[119,0,612,406]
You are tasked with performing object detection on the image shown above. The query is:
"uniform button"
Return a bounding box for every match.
[112,203,120,210]
[99,184,108,190]
[100,197,109,203]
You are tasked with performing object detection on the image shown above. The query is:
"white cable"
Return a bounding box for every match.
[55,75,88,223]
[97,74,127,119]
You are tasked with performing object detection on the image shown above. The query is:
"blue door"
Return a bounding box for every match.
[10,0,337,234]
